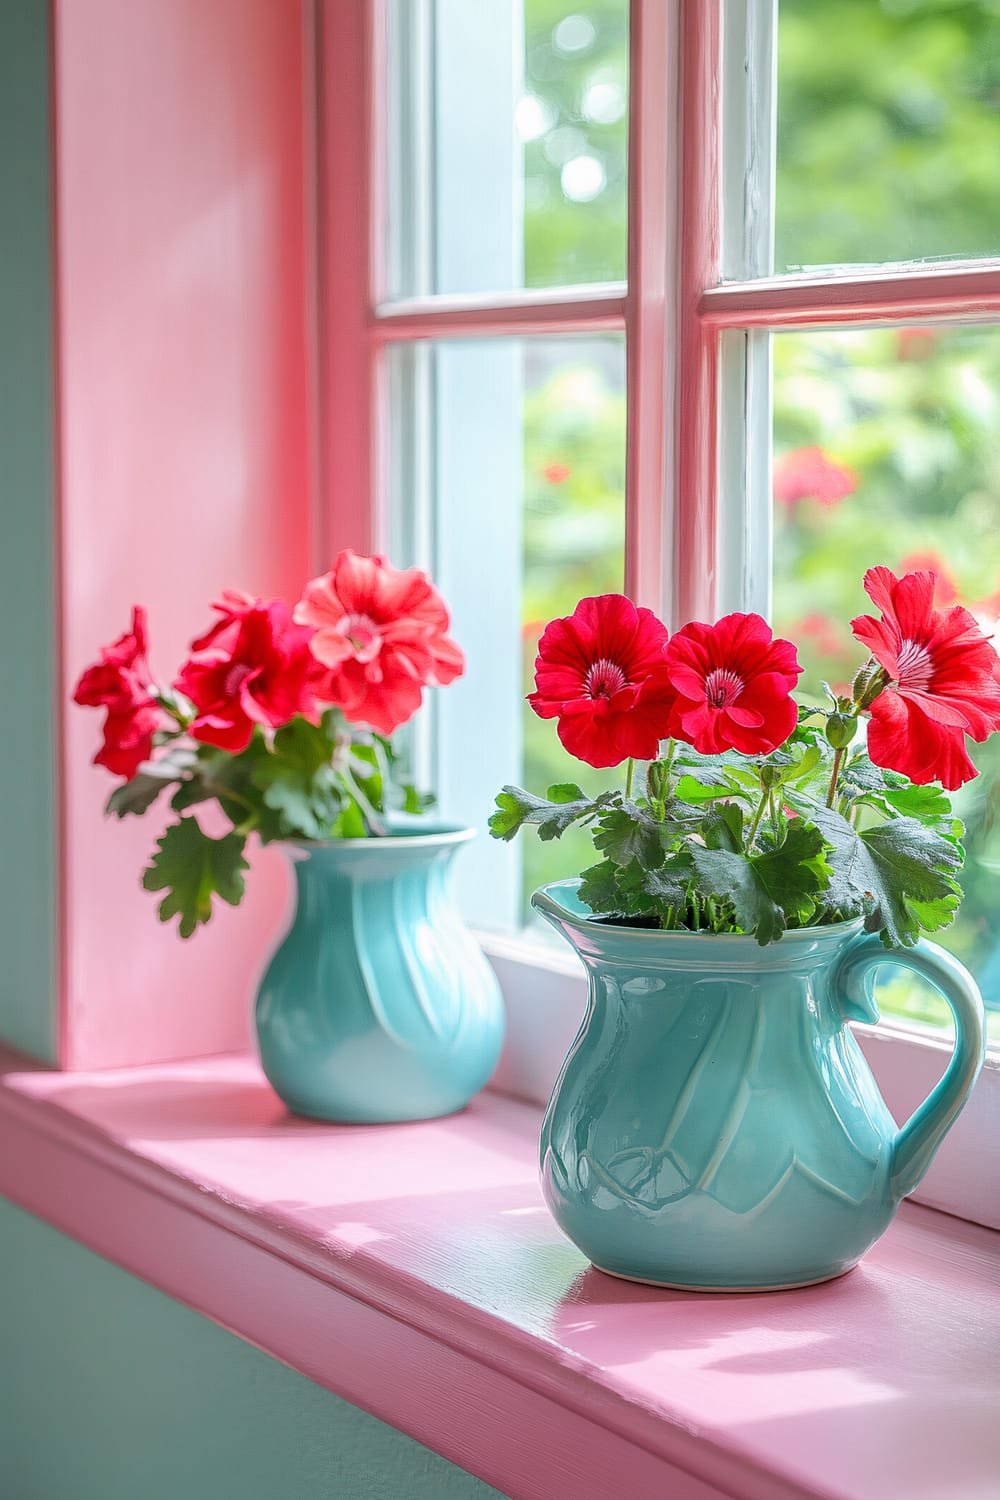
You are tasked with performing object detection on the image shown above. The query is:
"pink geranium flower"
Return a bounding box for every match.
[852,566,1000,790]
[663,613,802,756]
[295,551,464,736]
[175,599,320,752]
[73,607,163,779]
[528,594,675,768]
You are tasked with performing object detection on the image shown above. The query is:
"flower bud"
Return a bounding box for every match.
[852,661,888,711]
[825,712,857,750]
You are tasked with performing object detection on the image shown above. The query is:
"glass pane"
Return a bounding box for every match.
[775,0,1000,271]
[388,335,626,928]
[772,324,1000,1046]
[521,339,627,917]
[386,0,628,298]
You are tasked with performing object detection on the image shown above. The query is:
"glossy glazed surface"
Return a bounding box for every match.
[255,829,504,1122]
[534,881,985,1290]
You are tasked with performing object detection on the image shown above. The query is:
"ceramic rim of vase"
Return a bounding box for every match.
[532,877,866,949]
[285,823,476,854]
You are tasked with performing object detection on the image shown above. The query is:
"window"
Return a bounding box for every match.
[319,0,1000,1219]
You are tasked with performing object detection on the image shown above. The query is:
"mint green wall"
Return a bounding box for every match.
[0,1199,504,1499]
[0,0,58,1063]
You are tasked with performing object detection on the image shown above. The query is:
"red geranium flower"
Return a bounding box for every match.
[189,589,257,651]
[175,599,320,752]
[73,607,163,778]
[663,613,802,756]
[851,566,1000,790]
[773,447,858,509]
[295,551,464,736]
[543,463,572,484]
[527,595,675,768]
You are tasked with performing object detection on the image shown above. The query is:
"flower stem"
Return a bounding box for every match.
[661,738,676,785]
[342,765,386,836]
[826,746,845,810]
[746,787,769,849]
[625,758,635,799]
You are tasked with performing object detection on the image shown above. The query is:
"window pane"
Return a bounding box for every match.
[386,0,628,298]
[772,325,1000,1046]
[775,0,1000,272]
[387,335,626,928]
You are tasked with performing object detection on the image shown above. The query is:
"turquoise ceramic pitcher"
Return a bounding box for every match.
[533,879,985,1290]
[255,827,504,1123]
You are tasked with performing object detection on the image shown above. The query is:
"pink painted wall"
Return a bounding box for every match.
[54,0,314,1067]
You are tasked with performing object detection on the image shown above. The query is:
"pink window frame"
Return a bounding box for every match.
[309,0,1000,1232]
[316,0,1000,618]
[316,0,719,621]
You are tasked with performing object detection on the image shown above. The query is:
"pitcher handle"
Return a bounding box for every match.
[836,932,986,1200]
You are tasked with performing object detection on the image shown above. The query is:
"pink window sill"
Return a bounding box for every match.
[0,1044,997,1500]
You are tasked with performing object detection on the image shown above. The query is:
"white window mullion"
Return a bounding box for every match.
[716,327,772,618]
[623,0,680,622]
[714,0,776,619]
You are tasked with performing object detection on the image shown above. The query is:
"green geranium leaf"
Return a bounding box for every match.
[141,818,248,938]
[578,851,694,921]
[721,765,762,791]
[787,795,963,947]
[784,744,824,785]
[858,819,964,946]
[547,782,587,804]
[702,803,744,851]
[839,753,889,795]
[752,822,833,926]
[169,738,283,837]
[578,857,632,915]
[671,749,748,784]
[907,892,963,934]
[489,785,601,842]
[674,774,732,805]
[333,795,367,838]
[170,778,215,813]
[401,783,436,816]
[106,747,198,818]
[591,805,665,870]
[691,822,831,944]
[636,850,696,911]
[251,718,344,840]
[862,780,957,833]
[689,846,784,944]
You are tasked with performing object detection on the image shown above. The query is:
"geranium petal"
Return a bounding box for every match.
[887,569,937,641]
[725,704,765,728]
[868,689,979,789]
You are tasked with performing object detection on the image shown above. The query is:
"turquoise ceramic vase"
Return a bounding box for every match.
[533,879,985,1291]
[255,827,504,1123]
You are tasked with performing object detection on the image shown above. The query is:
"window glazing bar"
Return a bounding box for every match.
[701,263,1000,329]
[371,285,627,340]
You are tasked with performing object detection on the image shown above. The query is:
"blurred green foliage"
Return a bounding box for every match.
[777,0,1000,269]
[522,0,628,284]
[516,3,1000,1033]
[771,327,1000,1031]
